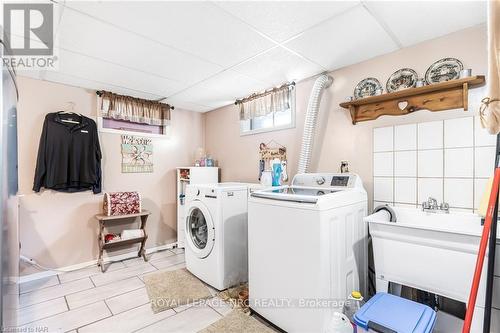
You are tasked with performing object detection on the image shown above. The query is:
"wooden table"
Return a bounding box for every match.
[95,210,150,272]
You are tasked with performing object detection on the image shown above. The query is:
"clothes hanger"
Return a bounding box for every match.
[59,101,76,114]
[59,102,80,124]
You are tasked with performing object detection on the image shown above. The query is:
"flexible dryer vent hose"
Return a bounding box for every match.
[372,204,397,222]
[297,74,333,174]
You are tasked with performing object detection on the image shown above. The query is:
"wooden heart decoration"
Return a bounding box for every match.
[398,101,409,110]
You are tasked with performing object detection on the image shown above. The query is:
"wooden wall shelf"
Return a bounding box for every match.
[340,76,485,124]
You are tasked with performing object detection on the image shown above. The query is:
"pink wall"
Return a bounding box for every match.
[16,25,488,276]
[17,77,205,275]
[204,25,488,208]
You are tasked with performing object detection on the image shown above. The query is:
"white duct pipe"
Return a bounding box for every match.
[297,74,333,174]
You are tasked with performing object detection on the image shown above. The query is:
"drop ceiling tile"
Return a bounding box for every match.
[364,1,486,47]
[57,6,223,86]
[30,68,206,111]
[284,5,398,70]
[35,71,164,101]
[232,46,324,87]
[214,1,359,42]
[64,1,275,67]
[169,70,269,109]
[164,98,212,113]
[56,49,184,97]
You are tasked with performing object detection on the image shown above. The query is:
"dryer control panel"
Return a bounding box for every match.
[330,176,349,187]
[292,173,361,189]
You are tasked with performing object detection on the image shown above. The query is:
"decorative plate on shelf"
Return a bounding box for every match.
[354,78,382,99]
[386,68,418,93]
[425,58,463,84]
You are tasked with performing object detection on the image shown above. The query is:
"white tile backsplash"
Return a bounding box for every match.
[394,151,417,177]
[373,201,389,208]
[374,116,493,210]
[444,117,473,148]
[475,146,496,178]
[444,148,473,178]
[394,124,417,151]
[373,127,393,152]
[374,177,393,202]
[444,178,473,208]
[394,178,416,204]
[373,152,393,177]
[475,116,497,147]
[393,203,418,208]
[418,150,443,178]
[418,178,443,204]
[418,121,443,150]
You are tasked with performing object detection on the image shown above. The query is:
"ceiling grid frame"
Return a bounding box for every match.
[360,1,403,49]
[21,0,486,112]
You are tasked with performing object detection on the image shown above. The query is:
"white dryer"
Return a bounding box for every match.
[184,183,250,290]
[248,173,368,333]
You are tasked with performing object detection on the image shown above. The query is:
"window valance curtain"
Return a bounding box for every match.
[99,91,172,126]
[237,84,293,121]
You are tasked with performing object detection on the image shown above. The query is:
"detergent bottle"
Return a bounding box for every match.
[343,291,364,332]
[325,312,353,333]
[271,158,282,186]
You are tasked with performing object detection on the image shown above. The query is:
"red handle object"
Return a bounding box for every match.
[463,167,500,333]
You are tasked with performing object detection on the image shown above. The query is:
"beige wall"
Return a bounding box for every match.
[17,77,205,275]
[204,25,488,209]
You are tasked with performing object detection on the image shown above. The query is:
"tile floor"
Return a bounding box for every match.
[16,249,277,333]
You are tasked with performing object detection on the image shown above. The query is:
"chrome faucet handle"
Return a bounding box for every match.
[440,202,450,213]
[422,197,449,213]
[422,201,429,210]
[427,197,438,209]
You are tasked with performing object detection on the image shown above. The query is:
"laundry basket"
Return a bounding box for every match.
[103,191,141,216]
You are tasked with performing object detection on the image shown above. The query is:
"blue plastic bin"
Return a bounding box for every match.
[353,292,437,333]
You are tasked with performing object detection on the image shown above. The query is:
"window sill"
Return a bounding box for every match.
[240,123,295,136]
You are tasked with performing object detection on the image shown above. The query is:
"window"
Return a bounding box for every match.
[240,107,293,133]
[96,91,171,138]
[240,87,295,135]
[100,117,167,135]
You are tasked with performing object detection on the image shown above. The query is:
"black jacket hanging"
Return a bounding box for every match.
[33,112,102,194]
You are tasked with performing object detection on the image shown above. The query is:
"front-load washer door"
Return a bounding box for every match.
[185,201,215,259]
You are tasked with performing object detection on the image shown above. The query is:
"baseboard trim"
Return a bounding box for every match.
[19,242,177,284]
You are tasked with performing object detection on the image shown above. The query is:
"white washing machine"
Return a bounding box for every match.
[184,183,250,290]
[248,173,368,333]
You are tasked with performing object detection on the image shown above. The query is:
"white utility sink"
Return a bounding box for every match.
[365,206,500,332]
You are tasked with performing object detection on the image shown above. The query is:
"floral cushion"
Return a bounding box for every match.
[103,191,141,216]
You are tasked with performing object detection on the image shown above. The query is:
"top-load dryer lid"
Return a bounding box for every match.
[250,173,363,203]
[251,186,340,203]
